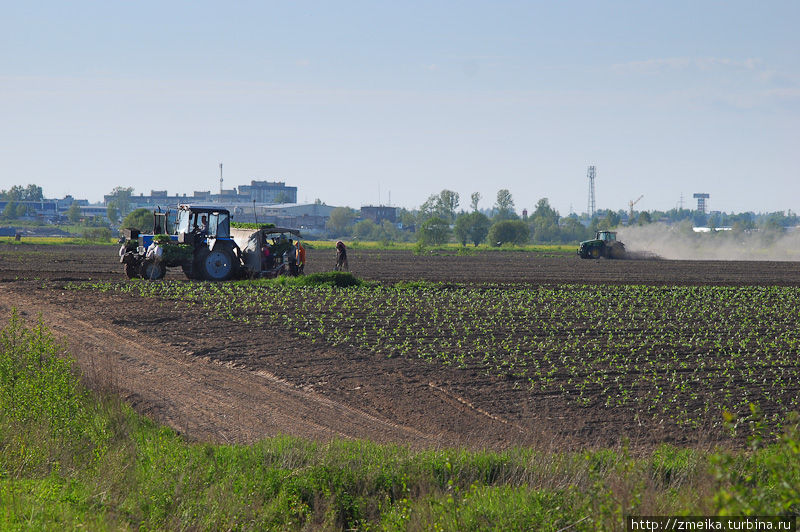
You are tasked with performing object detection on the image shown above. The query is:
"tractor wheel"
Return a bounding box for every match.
[610,243,626,260]
[591,247,600,259]
[141,260,166,280]
[198,247,238,281]
[124,261,140,279]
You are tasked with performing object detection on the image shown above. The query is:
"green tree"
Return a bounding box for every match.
[436,190,460,222]
[353,219,377,240]
[418,216,451,245]
[67,203,82,223]
[470,192,481,212]
[121,208,152,232]
[598,210,621,229]
[374,220,401,242]
[493,189,517,221]
[529,198,561,243]
[454,211,491,246]
[1,184,43,201]
[3,201,18,220]
[326,207,356,236]
[419,190,460,223]
[15,203,28,218]
[560,216,592,243]
[488,219,530,246]
[106,187,134,216]
[637,211,652,225]
[398,208,417,230]
[106,202,120,224]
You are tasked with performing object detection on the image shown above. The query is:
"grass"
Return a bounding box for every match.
[2,310,800,530]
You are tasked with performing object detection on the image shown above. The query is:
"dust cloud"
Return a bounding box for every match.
[617,223,800,261]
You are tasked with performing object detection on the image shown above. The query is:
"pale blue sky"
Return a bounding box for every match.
[2,1,798,214]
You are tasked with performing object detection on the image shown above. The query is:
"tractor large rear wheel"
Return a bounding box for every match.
[198,247,237,281]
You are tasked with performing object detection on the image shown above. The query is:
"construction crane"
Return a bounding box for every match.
[628,195,644,223]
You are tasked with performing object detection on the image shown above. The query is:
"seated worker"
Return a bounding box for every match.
[194,215,208,236]
[261,244,273,270]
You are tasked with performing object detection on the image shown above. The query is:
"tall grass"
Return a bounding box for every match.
[1,312,798,530]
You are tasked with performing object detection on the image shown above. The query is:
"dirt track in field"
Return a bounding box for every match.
[2,243,800,449]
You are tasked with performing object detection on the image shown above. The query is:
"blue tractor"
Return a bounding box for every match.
[119,204,242,281]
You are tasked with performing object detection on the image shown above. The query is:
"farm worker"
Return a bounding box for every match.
[261,244,272,269]
[335,241,348,272]
[288,239,298,276]
[145,241,163,263]
[198,215,208,235]
[295,240,306,274]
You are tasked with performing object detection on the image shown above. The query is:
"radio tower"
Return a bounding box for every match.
[587,165,596,217]
[219,163,223,194]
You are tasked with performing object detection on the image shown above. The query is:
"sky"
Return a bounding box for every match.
[1,1,798,215]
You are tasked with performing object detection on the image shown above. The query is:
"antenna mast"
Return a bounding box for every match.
[587,166,596,217]
[219,163,223,195]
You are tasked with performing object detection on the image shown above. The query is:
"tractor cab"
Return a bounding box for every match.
[596,231,617,242]
[176,205,231,240]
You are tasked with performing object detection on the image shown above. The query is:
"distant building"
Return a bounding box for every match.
[693,193,710,214]
[360,205,397,223]
[238,181,298,204]
[106,180,298,210]
[220,202,335,232]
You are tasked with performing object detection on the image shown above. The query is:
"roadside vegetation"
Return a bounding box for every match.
[2,311,799,530]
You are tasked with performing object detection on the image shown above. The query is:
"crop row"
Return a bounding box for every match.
[81,280,800,432]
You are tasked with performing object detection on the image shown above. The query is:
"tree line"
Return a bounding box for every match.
[4,183,799,245]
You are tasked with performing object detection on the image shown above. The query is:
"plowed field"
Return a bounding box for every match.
[2,242,799,450]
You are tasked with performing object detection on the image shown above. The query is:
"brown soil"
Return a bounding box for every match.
[2,242,799,450]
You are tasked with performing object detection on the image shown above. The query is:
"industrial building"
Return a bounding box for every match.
[105,180,298,210]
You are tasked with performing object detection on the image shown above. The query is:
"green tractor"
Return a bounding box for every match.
[578,230,626,259]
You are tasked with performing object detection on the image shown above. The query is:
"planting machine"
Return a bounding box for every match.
[119,204,301,281]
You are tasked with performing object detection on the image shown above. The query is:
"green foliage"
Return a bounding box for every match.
[121,208,153,233]
[488,219,530,246]
[230,222,276,230]
[2,200,18,220]
[152,235,193,264]
[0,311,108,479]
[493,189,517,220]
[106,186,134,216]
[352,219,377,240]
[106,202,119,224]
[0,184,43,202]
[66,203,82,224]
[712,413,800,516]
[454,211,491,246]
[326,207,356,236]
[418,216,451,245]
